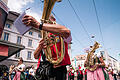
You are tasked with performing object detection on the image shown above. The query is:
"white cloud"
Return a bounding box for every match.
[8,0,43,22]
[8,0,34,12]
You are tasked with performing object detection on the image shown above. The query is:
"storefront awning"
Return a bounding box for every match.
[0,40,25,62]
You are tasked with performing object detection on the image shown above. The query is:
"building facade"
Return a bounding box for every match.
[0,11,42,68]
[71,54,87,70]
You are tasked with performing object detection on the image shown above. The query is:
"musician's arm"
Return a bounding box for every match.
[42,23,71,38]
[34,45,42,59]
[22,15,71,38]
[34,39,45,59]
[84,60,88,67]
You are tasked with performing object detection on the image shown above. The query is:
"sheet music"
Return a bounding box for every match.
[14,11,31,35]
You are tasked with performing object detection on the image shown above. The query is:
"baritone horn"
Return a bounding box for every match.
[84,41,100,71]
[41,0,65,65]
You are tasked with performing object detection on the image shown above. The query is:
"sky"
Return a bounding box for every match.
[7,0,120,61]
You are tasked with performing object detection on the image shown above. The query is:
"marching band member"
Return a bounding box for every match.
[84,46,106,80]
[22,15,72,80]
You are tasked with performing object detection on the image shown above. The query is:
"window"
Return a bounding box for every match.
[29,31,33,35]
[17,36,22,44]
[5,23,11,28]
[27,51,32,59]
[4,32,9,41]
[38,33,42,38]
[28,39,32,47]
[15,51,20,58]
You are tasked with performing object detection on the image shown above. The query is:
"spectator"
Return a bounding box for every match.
[27,65,36,80]
[113,69,117,80]
[77,68,83,80]
[13,57,26,80]
[9,65,16,80]
[69,67,74,80]
[118,71,120,79]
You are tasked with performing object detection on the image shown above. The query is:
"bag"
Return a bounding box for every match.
[35,61,53,80]
[35,51,54,80]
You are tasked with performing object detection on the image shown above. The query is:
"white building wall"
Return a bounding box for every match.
[2,20,41,63]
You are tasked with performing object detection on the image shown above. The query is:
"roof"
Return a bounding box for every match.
[7,11,20,22]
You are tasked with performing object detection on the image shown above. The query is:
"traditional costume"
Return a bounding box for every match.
[84,43,109,80]
[13,64,25,80]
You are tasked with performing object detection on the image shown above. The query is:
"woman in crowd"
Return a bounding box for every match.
[13,57,26,80]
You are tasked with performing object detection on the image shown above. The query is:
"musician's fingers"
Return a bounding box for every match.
[24,22,30,26]
[23,15,32,18]
[39,39,44,42]
[39,40,44,45]
[43,43,47,49]
[23,20,32,26]
[22,17,33,23]
[43,45,47,49]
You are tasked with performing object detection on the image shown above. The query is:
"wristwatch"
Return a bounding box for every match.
[39,22,43,30]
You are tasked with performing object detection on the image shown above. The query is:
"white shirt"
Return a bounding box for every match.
[29,68,35,76]
[17,64,25,71]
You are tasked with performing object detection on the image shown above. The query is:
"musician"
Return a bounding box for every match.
[84,47,106,80]
[22,15,72,80]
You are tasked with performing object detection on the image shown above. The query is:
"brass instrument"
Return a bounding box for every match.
[41,0,65,65]
[85,41,100,71]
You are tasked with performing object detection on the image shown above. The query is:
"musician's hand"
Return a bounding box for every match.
[43,42,47,49]
[38,39,47,49]
[95,63,100,68]
[22,15,40,28]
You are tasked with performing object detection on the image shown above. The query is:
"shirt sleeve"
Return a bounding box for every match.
[64,34,72,44]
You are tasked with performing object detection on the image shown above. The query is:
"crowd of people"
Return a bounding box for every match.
[0,59,120,80]
[66,65,120,80]
[0,57,36,80]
